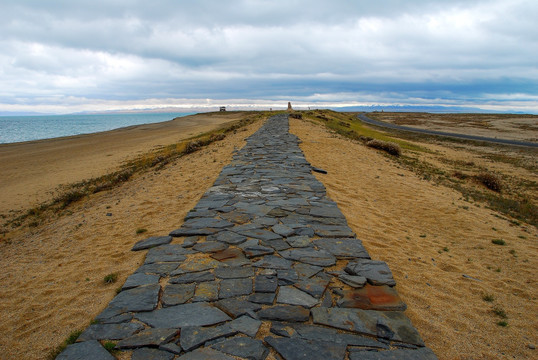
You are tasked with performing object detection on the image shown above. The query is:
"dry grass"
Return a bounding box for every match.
[366,139,402,156]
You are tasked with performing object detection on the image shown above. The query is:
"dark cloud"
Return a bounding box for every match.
[0,0,536,113]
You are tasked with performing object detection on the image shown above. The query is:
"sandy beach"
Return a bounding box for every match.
[0,112,248,214]
[0,111,536,359]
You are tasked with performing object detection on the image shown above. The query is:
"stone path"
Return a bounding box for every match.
[58,114,437,359]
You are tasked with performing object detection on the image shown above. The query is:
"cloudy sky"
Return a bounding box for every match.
[1,0,537,114]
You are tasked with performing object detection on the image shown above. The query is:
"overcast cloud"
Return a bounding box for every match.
[1,0,537,113]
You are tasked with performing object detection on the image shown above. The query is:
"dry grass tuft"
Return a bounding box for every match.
[366,139,402,156]
[476,172,502,192]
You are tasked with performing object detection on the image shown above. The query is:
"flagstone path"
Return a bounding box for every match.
[58,114,437,359]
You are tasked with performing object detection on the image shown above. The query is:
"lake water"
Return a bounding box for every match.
[0,112,194,144]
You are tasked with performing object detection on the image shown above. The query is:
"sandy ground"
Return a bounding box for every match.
[0,115,264,360]
[0,112,247,214]
[0,112,536,359]
[367,112,538,143]
[290,118,537,360]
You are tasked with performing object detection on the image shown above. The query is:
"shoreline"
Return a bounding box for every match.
[0,111,251,215]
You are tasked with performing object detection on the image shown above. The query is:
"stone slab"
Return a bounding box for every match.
[132,236,172,251]
[135,302,231,328]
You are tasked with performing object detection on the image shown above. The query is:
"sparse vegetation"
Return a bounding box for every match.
[47,329,82,359]
[476,172,502,192]
[103,273,118,284]
[497,320,508,327]
[493,305,507,318]
[366,139,402,156]
[492,239,506,246]
[103,341,117,353]
[136,228,148,235]
[482,294,494,302]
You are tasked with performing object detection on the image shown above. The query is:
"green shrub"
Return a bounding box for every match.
[476,172,502,192]
[103,273,118,284]
[492,239,506,245]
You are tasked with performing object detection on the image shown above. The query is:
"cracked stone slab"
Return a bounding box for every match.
[252,255,293,269]
[244,244,274,258]
[265,336,347,360]
[294,276,329,299]
[57,340,116,360]
[285,235,312,248]
[339,274,367,288]
[131,236,172,251]
[313,238,370,259]
[277,286,319,308]
[214,298,262,318]
[279,248,336,267]
[143,244,191,265]
[228,315,262,337]
[208,230,247,244]
[135,302,231,328]
[116,328,178,349]
[192,281,219,302]
[169,270,215,284]
[214,266,254,279]
[248,292,276,305]
[345,259,396,286]
[254,274,278,293]
[107,284,160,314]
[78,323,145,341]
[122,273,160,290]
[162,283,196,306]
[193,241,228,253]
[131,348,175,360]
[236,228,282,241]
[219,278,252,299]
[181,217,234,229]
[211,336,269,360]
[312,307,425,346]
[177,347,236,360]
[258,305,310,322]
[180,324,238,351]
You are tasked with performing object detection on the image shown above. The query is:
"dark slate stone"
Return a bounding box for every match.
[279,248,336,267]
[185,209,217,220]
[294,276,329,299]
[210,247,250,266]
[170,227,218,237]
[252,216,279,227]
[209,230,247,245]
[254,275,278,293]
[180,324,237,351]
[159,342,183,355]
[57,340,115,360]
[348,347,438,360]
[313,238,370,259]
[136,262,180,275]
[182,217,234,229]
[211,336,269,360]
[294,227,315,237]
[286,235,312,248]
[252,255,292,269]
[162,283,196,306]
[265,336,346,360]
[78,322,144,341]
[229,315,262,337]
[236,229,282,241]
[291,324,390,349]
[116,328,178,349]
[98,313,133,324]
[135,302,231,329]
[277,286,318,308]
[169,271,215,284]
[108,284,160,313]
[248,292,276,305]
[293,263,323,279]
[309,206,344,219]
[122,273,160,290]
[277,269,299,285]
[258,305,310,322]
[214,298,262,318]
[262,238,291,251]
[214,266,254,279]
[219,278,252,299]
[192,281,219,302]
[177,347,236,360]
[244,245,274,258]
[131,348,175,360]
[193,241,228,253]
[132,236,172,251]
[311,307,425,346]
[312,225,355,238]
[272,224,295,237]
[345,259,396,286]
[182,236,199,248]
[339,274,367,288]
